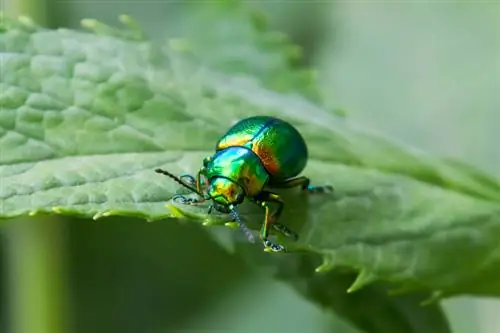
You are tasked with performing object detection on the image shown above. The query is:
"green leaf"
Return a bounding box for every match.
[1,5,500,310]
[173,1,323,104]
[274,254,452,333]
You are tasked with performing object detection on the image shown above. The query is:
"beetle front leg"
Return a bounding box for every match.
[270,176,333,194]
[173,168,208,205]
[180,161,209,193]
[196,167,207,193]
[254,191,292,253]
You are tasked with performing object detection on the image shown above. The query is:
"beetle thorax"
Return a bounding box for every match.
[204,147,269,197]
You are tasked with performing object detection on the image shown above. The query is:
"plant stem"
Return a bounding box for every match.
[5,217,68,333]
[4,1,64,332]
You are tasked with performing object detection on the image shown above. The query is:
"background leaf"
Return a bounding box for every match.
[172,1,323,104]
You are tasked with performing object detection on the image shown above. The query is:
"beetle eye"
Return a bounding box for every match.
[236,193,244,203]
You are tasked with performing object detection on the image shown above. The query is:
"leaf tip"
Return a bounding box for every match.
[202,220,216,227]
[103,211,120,218]
[118,14,145,39]
[17,15,36,28]
[249,10,268,32]
[28,210,39,217]
[420,291,444,306]
[347,269,377,293]
[224,222,239,229]
[315,255,334,273]
[92,209,127,219]
[286,45,303,63]
[81,18,98,30]
[332,107,349,118]
[119,14,137,28]
[169,38,193,53]
[51,206,65,214]
[165,204,186,218]
[93,211,106,220]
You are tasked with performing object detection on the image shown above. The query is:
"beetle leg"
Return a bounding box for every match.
[173,194,197,205]
[272,223,299,240]
[179,174,196,186]
[202,156,212,166]
[254,191,289,253]
[173,169,208,205]
[270,176,333,194]
[254,192,299,241]
[196,168,208,193]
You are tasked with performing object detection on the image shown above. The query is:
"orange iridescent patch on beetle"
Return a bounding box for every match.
[216,134,253,150]
[215,180,234,197]
[252,143,280,175]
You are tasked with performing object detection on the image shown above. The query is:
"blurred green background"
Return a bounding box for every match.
[2,1,499,333]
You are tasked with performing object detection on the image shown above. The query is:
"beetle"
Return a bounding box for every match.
[155,116,333,252]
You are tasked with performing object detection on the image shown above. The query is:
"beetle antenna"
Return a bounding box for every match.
[155,168,204,197]
[230,209,255,244]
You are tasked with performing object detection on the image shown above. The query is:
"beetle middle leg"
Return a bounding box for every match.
[270,176,333,194]
[253,191,295,253]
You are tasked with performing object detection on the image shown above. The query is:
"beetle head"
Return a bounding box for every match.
[154,168,254,243]
[208,177,245,212]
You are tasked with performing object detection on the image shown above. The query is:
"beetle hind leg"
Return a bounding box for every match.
[272,223,298,240]
[307,184,334,194]
[270,176,333,194]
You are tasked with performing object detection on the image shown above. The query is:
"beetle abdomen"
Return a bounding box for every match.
[216,116,308,180]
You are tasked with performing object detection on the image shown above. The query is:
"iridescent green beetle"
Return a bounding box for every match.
[155,116,332,252]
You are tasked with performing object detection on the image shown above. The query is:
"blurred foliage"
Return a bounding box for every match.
[0,233,6,332]
[1,1,499,333]
[275,255,451,333]
[66,216,249,333]
[320,2,500,178]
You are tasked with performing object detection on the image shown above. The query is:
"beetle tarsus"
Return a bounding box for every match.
[269,176,333,194]
[179,174,196,186]
[263,239,286,252]
[272,223,299,240]
[305,184,334,194]
[173,194,203,205]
